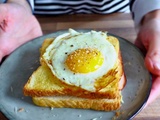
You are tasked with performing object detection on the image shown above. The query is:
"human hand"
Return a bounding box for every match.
[135,10,160,106]
[0,1,42,62]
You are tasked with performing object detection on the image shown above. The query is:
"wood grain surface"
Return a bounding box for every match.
[1,13,160,120]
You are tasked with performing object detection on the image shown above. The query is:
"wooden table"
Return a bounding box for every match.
[1,13,160,120]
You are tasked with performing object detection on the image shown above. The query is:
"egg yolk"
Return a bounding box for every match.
[65,48,104,73]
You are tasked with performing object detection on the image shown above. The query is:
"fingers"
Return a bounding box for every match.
[145,36,160,75]
[146,75,160,106]
[137,19,160,76]
[29,16,43,37]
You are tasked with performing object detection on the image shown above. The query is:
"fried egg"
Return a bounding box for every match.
[43,29,117,92]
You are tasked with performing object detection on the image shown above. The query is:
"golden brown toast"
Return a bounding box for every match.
[23,36,126,99]
[32,95,121,111]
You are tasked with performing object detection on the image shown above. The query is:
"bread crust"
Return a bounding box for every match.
[33,96,121,111]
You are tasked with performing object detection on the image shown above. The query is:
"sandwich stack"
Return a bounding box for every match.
[23,29,126,111]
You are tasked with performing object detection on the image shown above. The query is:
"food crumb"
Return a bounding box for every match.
[115,111,120,117]
[30,67,34,70]
[128,96,132,99]
[78,114,82,117]
[112,116,116,120]
[112,110,125,120]
[35,60,39,63]
[18,108,24,112]
[124,62,131,66]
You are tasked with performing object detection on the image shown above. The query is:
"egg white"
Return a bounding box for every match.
[43,29,117,92]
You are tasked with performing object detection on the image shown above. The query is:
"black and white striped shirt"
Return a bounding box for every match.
[26,0,160,28]
[32,0,130,15]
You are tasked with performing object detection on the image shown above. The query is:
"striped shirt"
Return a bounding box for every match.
[31,0,130,15]
[26,0,160,28]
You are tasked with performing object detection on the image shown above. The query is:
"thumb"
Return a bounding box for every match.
[0,4,8,31]
[146,75,160,106]
[145,37,160,75]
[0,4,7,21]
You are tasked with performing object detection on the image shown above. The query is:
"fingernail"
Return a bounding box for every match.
[154,63,160,71]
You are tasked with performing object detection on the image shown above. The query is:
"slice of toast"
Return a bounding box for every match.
[23,65,122,98]
[32,95,121,111]
[23,36,126,99]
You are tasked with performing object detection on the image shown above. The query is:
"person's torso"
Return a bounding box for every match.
[33,0,130,15]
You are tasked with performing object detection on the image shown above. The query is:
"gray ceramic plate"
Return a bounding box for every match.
[0,29,151,120]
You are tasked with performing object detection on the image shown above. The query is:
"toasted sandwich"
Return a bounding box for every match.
[23,29,126,111]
